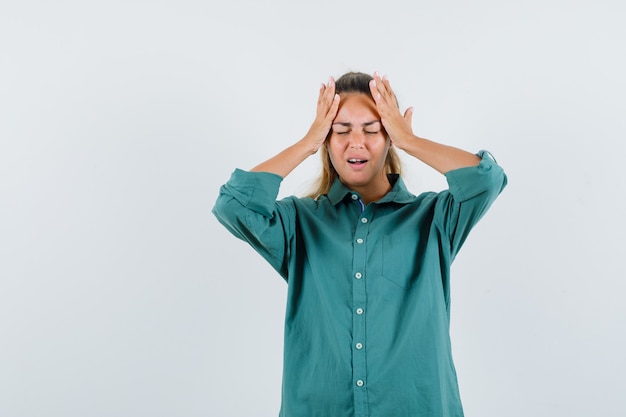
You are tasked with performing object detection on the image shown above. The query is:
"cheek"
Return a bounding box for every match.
[327,137,346,157]
[370,136,390,153]
[325,141,340,168]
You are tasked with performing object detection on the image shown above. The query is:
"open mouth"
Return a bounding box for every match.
[348,158,368,165]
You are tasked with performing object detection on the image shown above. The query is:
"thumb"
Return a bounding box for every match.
[404,107,414,130]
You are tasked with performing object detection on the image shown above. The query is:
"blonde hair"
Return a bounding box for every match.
[305,71,403,200]
[306,145,403,200]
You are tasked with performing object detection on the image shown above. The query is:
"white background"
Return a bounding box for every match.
[1,0,625,416]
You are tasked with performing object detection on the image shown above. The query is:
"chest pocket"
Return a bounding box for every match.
[381,234,423,290]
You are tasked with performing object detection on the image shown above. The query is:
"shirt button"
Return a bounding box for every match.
[356,308,364,315]
[351,194,358,200]
[361,218,368,223]
[356,342,363,350]
[356,238,364,244]
[355,272,362,279]
[356,380,364,387]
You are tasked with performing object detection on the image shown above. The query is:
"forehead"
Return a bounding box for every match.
[335,93,379,122]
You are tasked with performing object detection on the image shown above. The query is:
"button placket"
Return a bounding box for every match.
[352,203,370,416]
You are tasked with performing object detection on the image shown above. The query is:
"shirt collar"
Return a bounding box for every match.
[327,174,415,206]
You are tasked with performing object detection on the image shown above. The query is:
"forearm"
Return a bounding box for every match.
[397,135,480,175]
[250,138,318,178]
[212,169,291,278]
[250,78,339,178]
[368,73,480,174]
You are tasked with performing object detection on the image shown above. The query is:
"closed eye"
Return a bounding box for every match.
[332,127,350,135]
[363,121,382,135]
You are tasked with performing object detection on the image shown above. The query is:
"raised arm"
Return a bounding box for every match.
[369,72,480,174]
[250,78,340,177]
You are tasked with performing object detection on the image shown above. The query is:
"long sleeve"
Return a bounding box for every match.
[434,150,508,259]
[212,169,296,279]
[212,152,507,417]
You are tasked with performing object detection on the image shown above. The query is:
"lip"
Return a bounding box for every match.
[346,155,369,163]
[346,157,368,171]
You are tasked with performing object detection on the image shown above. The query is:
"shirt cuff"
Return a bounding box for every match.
[224,169,284,216]
[445,150,503,202]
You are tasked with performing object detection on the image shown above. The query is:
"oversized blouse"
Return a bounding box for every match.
[212,151,507,417]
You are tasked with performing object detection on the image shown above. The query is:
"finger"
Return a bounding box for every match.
[371,72,395,107]
[317,83,327,107]
[316,78,334,113]
[381,74,391,93]
[375,72,390,95]
[371,72,384,101]
[380,74,400,108]
[326,94,340,121]
[369,79,380,103]
[320,77,336,107]
[325,77,336,104]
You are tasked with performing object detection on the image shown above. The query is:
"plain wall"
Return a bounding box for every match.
[1,0,625,416]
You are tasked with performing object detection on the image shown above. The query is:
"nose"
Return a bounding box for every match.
[348,131,365,149]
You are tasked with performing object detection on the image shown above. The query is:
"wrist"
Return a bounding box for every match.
[300,133,325,156]
[393,133,420,151]
[296,136,321,157]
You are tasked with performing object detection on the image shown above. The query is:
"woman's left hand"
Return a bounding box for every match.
[369,72,415,150]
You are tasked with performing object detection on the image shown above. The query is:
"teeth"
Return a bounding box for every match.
[348,159,366,163]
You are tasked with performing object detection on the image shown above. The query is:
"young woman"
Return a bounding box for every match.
[212,71,507,417]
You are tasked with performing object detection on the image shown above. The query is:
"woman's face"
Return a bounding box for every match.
[327,93,391,198]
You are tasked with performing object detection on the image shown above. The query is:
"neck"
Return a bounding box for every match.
[352,174,392,204]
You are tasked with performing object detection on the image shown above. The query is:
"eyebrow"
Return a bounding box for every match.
[332,120,382,127]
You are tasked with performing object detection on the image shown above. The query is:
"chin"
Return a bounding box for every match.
[342,177,373,188]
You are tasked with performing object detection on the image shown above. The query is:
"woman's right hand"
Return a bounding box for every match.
[250,77,340,177]
[303,77,340,154]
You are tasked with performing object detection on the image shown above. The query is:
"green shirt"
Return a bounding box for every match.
[212,151,507,417]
